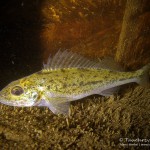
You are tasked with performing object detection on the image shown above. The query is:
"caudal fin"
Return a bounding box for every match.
[137,63,150,87]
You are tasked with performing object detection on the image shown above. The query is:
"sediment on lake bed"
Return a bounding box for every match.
[0,85,150,149]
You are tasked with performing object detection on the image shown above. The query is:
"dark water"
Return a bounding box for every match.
[0,0,126,90]
[0,0,43,89]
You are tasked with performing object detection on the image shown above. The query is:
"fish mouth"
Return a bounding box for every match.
[0,93,15,106]
[0,92,34,107]
[0,95,34,107]
[0,97,20,106]
[0,98,10,106]
[0,93,5,101]
[0,97,11,106]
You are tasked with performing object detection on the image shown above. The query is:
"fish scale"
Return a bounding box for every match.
[31,68,140,96]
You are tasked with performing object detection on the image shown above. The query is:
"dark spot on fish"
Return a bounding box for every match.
[47,85,51,89]
[104,76,108,79]
[72,83,76,86]
[62,83,67,88]
[49,79,54,83]
[33,94,37,99]
[60,69,65,72]
[93,75,98,78]
[55,86,59,91]
[23,83,27,86]
[108,70,113,73]
[37,94,42,100]
[89,81,100,85]
[80,74,84,78]
[119,78,126,81]
[83,81,100,86]
[79,81,84,86]
[20,78,27,83]
[55,74,59,77]
[98,80,103,83]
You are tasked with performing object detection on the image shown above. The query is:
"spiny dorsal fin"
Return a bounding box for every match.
[43,50,122,71]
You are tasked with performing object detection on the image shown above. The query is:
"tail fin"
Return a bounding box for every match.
[137,63,150,87]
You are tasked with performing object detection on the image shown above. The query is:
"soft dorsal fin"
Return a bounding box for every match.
[43,50,122,71]
[97,57,124,71]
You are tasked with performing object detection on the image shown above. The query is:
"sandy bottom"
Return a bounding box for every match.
[0,85,150,149]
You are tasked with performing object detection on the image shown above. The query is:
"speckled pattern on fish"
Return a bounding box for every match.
[0,50,149,115]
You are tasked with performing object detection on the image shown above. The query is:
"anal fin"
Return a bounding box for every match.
[100,87,120,96]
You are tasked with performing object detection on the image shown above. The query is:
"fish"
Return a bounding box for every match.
[0,50,149,115]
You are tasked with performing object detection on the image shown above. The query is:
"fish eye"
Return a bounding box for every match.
[11,86,24,96]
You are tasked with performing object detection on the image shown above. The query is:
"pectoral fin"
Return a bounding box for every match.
[45,97,71,115]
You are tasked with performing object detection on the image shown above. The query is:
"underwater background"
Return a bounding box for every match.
[0,0,150,149]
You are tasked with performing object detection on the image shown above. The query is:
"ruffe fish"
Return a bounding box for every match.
[0,50,149,115]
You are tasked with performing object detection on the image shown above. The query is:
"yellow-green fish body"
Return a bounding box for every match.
[0,50,149,115]
[30,68,143,97]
